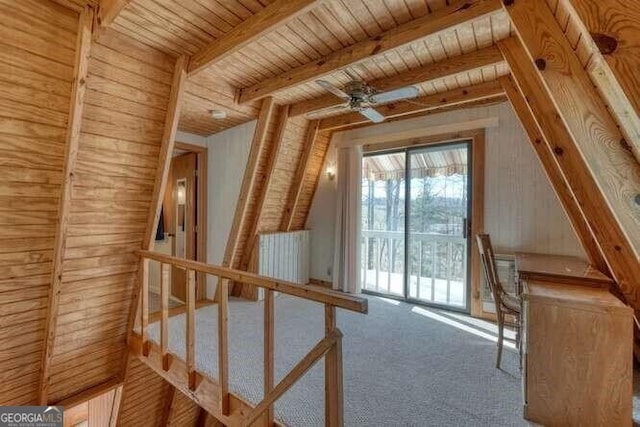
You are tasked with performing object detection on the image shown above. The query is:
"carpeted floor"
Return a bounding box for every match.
[147,295,530,426]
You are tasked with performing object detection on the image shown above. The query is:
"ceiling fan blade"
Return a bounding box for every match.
[359,108,385,123]
[315,80,350,100]
[305,103,351,119]
[370,86,419,104]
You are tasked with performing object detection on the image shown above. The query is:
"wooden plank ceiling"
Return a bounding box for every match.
[107,0,513,136]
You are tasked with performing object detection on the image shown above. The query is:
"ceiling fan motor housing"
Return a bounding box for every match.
[346,81,375,109]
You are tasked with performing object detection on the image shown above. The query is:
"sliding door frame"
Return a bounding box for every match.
[362,129,485,317]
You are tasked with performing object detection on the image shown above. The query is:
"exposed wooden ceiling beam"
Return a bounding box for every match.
[39,5,95,405]
[318,79,504,131]
[561,0,640,165]
[96,0,131,28]
[188,0,323,76]
[501,3,640,308]
[238,0,502,104]
[289,44,505,118]
[122,54,188,391]
[222,98,277,273]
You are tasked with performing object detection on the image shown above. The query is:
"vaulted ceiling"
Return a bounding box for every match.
[95,0,514,135]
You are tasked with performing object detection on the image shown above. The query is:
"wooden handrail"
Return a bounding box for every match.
[138,250,368,313]
[137,250,363,426]
[243,330,342,426]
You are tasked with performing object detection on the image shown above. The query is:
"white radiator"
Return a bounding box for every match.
[258,230,310,285]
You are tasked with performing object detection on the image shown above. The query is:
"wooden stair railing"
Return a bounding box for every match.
[133,250,368,427]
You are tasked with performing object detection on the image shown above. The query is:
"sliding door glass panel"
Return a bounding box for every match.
[407,143,470,309]
[361,152,406,297]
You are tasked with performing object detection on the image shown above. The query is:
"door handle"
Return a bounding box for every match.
[462,218,471,239]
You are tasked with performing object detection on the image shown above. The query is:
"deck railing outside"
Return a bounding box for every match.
[136,250,368,426]
[361,229,467,306]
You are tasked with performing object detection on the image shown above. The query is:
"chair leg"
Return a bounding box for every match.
[516,319,522,371]
[496,311,504,369]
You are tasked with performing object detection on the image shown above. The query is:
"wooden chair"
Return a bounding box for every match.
[476,233,521,369]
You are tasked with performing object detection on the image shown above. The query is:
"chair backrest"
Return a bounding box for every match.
[476,233,505,307]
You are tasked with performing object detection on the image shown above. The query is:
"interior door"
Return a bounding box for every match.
[406,142,471,311]
[170,152,197,302]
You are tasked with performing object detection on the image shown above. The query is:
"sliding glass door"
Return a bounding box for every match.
[361,142,472,312]
[407,143,470,309]
[361,151,406,297]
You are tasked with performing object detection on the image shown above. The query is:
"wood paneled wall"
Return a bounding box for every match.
[0,0,77,405]
[226,105,282,270]
[258,115,309,231]
[117,357,172,426]
[167,388,201,426]
[45,30,174,402]
[290,130,331,230]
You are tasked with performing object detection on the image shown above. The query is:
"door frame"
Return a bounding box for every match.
[362,129,485,317]
[175,141,208,301]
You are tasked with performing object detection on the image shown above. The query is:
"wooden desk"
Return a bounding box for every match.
[522,281,632,426]
[515,252,612,287]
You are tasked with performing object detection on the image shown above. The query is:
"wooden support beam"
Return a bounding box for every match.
[143,55,188,251]
[319,79,505,131]
[188,0,322,75]
[563,0,640,164]
[160,386,176,426]
[499,75,609,273]
[498,31,640,306]
[52,377,122,409]
[324,306,343,426]
[117,54,188,420]
[39,5,94,405]
[124,54,187,345]
[264,289,275,426]
[238,0,502,103]
[280,121,320,231]
[243,331,341,426]
[217,277,229,414]
[238,106,290,273]
[96,0,131,28]
[289,45,504,118]
[223,98,276,271]
[108,385,123,427]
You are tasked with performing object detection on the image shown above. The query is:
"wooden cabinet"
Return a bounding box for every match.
[522,280,633,427]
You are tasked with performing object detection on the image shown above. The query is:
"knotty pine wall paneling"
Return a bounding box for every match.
[0,0,78,405]
[46,29,175,402]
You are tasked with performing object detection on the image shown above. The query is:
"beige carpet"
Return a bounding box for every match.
[147,295,531,426]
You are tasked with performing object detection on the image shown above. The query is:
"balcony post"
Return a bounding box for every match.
[325,305,343,426]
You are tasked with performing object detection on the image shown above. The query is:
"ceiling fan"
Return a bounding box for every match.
[307,71,419,123]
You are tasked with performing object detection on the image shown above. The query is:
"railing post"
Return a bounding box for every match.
[186,269,196,390]
[160,263,171,371]
[325,305,343,426]
[218,277,230,414]
[264,288,275,426]
[140,257,149,356]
